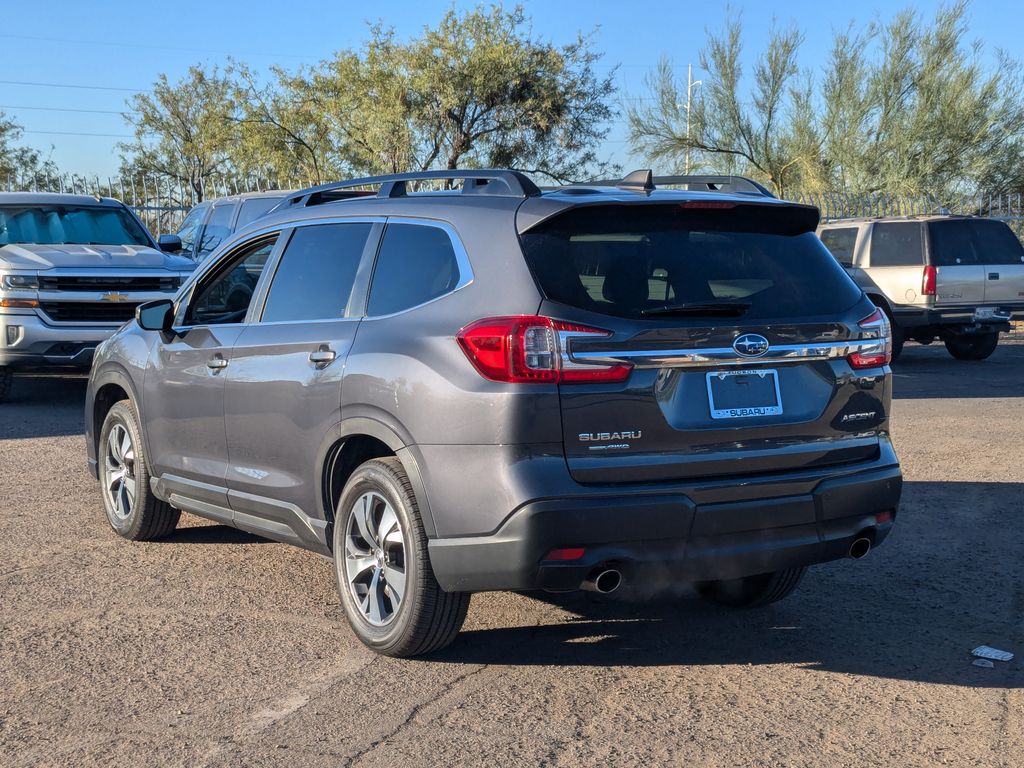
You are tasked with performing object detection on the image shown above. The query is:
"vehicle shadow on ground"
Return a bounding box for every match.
[893,340,1024,399]
[162,523,271,545]
[432,480,1024,689]
[0,375,88,439]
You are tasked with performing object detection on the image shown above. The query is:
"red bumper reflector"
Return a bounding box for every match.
[543,547,586,562]
[875,511,894,524]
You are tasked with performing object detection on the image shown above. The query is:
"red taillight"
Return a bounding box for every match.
[922,265,937,296]
[456,316,632,384]
[543,547,586,561]
[848,308,892,369]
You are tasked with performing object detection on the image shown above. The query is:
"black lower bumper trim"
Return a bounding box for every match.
[428,465,902,592]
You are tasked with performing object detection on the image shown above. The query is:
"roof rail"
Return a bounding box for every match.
[276,169,542,210]
[584,170,775,198]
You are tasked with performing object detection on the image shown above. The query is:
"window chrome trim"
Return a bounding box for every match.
[569,339,883,369]
[362,216,475,320]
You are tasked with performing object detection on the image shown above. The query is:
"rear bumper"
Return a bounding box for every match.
[0,312,117,369]
[892,304,1021,333]
[428,456,902,593]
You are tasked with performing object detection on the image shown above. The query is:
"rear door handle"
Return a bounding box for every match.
[989,272,1000,280]
[207,356,229,371]
[309,348,337,367]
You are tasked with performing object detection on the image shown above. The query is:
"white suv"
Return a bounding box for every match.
[818,216,1024,360]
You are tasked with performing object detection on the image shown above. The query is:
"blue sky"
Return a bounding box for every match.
[1,0,1020,178]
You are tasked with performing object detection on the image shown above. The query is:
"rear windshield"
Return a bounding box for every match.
[520,204,862,320]
[928,219,1024,267]
[0,204,151,246]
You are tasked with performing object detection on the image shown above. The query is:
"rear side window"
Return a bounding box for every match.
[519,204,861,320]
[367,224,461,316]
[261,223,371,322]
[237,197,284,229]
[869,223,923,267]
[929,219,1024,266]
[819,227,858,266]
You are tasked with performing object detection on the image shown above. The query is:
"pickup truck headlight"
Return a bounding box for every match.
[1,275,40,290]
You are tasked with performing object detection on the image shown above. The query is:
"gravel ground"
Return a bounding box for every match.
[1,341,1022,767]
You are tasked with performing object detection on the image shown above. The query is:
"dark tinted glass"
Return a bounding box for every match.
[927,220,980,266]
[188,237,276,325]
[965,220,1024,266]
[520,204,861,320]
[367,224,461,316]
[196,203,235,260]
[237,197,285,229]
[819,227,858,265]
[261,223,371,323]
[869,223,923,267]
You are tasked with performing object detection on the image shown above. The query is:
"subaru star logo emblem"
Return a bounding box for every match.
[733,333,770,357]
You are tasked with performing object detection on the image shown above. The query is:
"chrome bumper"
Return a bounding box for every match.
[0,311,120,368]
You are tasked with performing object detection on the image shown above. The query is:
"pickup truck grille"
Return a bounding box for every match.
[38,275,179,292]
[40,301,139,323]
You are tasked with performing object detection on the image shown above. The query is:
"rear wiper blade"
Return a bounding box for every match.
[640,301,752,317]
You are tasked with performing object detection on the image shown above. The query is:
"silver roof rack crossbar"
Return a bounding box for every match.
[584,170,775,198]
[278,169,542,209]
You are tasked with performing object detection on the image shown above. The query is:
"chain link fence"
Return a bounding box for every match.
[5,172,1024,239]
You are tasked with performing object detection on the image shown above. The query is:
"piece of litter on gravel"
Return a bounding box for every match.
[972,658,995,668]
[971,645,1014,662]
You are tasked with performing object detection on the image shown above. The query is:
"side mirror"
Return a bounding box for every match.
[158,234,183,253]
[136,299,175,332]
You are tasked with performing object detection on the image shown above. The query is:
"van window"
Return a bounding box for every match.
[196,203,235,261]
[869,223,923,267]
[819,228,858,266]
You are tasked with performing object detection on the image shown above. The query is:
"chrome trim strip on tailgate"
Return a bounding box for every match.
[570,339,881,369]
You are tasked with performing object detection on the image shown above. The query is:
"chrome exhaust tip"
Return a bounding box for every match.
[848,537,872,560]
[582,568,622,594]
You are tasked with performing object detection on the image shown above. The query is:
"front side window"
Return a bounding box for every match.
[0,204,151,246]
[819,227,858,266]
[186,236,277,326]
[869,222,924,267]
[175,206,207,261]
[366,223,462,316]
[261,223,372,323]
[195,202,235,261]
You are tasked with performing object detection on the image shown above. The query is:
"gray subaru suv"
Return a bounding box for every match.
[84,169,902,657]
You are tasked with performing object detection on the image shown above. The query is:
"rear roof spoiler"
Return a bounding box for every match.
[584,170,775,198]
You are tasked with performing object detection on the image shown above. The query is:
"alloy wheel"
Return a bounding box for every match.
[344,491,407,627]
[103,423,136,520]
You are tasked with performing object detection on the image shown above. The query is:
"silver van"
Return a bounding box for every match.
[175,191,289,263]
[818,216,1024,359]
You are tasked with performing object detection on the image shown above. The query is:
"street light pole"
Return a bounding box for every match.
[684,63,702,175]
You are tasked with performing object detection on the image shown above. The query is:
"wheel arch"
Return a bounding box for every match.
[316,417,437,549]
[88,365,143,476]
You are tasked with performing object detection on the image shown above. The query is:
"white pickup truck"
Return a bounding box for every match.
[0,192,194,402]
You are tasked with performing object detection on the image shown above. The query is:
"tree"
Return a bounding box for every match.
[310,5,619,182]
[627,15,811,196]
[0,112,57,189]
[627,2,1024,198]
[120,66,238,201]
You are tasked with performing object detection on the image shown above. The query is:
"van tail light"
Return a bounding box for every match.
[847,308,892,369]
[922,265,937,296]
[456,316,632,384]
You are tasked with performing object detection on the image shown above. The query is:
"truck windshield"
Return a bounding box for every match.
[0,205,152,247]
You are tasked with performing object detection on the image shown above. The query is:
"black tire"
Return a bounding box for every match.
[98,400,180,540]
[697,566,806,608]
[333,457,470,657]
[944,332,999,361]
[0,366,12,403]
